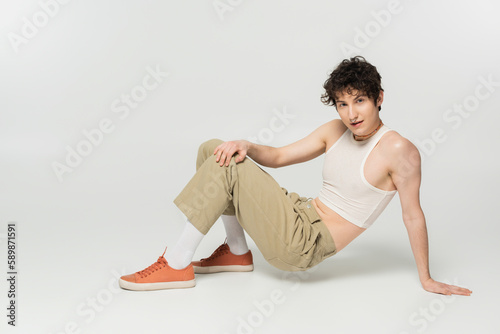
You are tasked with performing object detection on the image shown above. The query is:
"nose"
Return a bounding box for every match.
[347,106,358,121]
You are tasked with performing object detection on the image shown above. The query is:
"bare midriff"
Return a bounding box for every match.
[311,197,366,252]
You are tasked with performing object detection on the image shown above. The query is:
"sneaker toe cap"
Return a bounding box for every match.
[120,274,136,283]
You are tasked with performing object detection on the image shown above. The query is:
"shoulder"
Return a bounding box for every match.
[319,118,347,130]
[380,130,421,171]
[380,130,419,156]
[318,119,347,137]
[317,119,348,147]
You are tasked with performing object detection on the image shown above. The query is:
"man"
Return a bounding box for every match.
[119,56,472,296]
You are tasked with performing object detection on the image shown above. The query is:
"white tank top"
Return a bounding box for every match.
[317,124,397,229]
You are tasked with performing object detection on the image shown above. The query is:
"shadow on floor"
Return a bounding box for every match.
[257,242,415,284]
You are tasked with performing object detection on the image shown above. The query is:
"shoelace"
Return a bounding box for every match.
[200,243,229,262]
[138,257,167,278]
[138,247,168,278]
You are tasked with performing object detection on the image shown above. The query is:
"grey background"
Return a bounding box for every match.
[1,0,499,333]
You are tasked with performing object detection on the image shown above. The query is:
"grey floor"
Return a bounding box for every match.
[0,189,497,334]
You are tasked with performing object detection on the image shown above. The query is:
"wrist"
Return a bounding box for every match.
[246,141,255,156]
[420,276,432,285]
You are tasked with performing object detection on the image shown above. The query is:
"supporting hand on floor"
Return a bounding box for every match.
[421,277,472,296]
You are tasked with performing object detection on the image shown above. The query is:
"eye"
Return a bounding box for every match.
[356,98,364,103]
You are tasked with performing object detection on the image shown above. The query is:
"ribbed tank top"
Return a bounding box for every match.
[317,124,397,229]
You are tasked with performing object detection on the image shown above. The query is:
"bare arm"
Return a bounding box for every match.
[390,138,472,296]
[214,120,344,168]
[246,142,282,168]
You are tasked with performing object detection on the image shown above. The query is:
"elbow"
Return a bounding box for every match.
[402,210,425,226]
[266,160,281,169]
[270,148,283,168]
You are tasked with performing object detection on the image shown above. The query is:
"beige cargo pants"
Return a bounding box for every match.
[174,139,336,271]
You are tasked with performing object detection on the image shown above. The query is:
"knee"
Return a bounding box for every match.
[197,138,224,168]
[198,138,223,156]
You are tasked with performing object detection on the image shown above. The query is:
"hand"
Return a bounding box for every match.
[421,278,472,296]
[214,140,250,167]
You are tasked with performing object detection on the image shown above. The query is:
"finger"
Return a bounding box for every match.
[435,286,452,296]
[225,151,233,166]
[214,144,224,162]
[439,284,469,296]
[219,152,227,166]
[449,285,472,296]
[220,147,233,166]
[225,148,235,166]
[235,153,243,163]
[217,144,231,165]
[238,151,248,163]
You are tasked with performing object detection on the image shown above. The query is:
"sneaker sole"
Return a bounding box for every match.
[119,278,196,291]
[194,264,254,274]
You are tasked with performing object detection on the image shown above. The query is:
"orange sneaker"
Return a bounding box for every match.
[192,242,254,274]
[119,249,195,291]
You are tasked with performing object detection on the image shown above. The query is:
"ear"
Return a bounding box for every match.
[377,91,384,107]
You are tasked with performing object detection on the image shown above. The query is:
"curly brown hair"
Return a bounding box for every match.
[321,56,383,111]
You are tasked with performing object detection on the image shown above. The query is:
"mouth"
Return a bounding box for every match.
[351,120,363,127]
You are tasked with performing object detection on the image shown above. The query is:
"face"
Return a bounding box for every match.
[335,89,383,140]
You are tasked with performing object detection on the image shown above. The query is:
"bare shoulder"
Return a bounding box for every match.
[331,118,348,132]
[321,119,348,148]
[380,130,413,149]
[318,118,347,133]
[380,130,421,170]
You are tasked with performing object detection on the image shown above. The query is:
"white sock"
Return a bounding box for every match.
[165,220,204,270]
[221,215,249,255]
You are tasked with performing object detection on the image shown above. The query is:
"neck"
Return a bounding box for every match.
[353,121,383,141]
